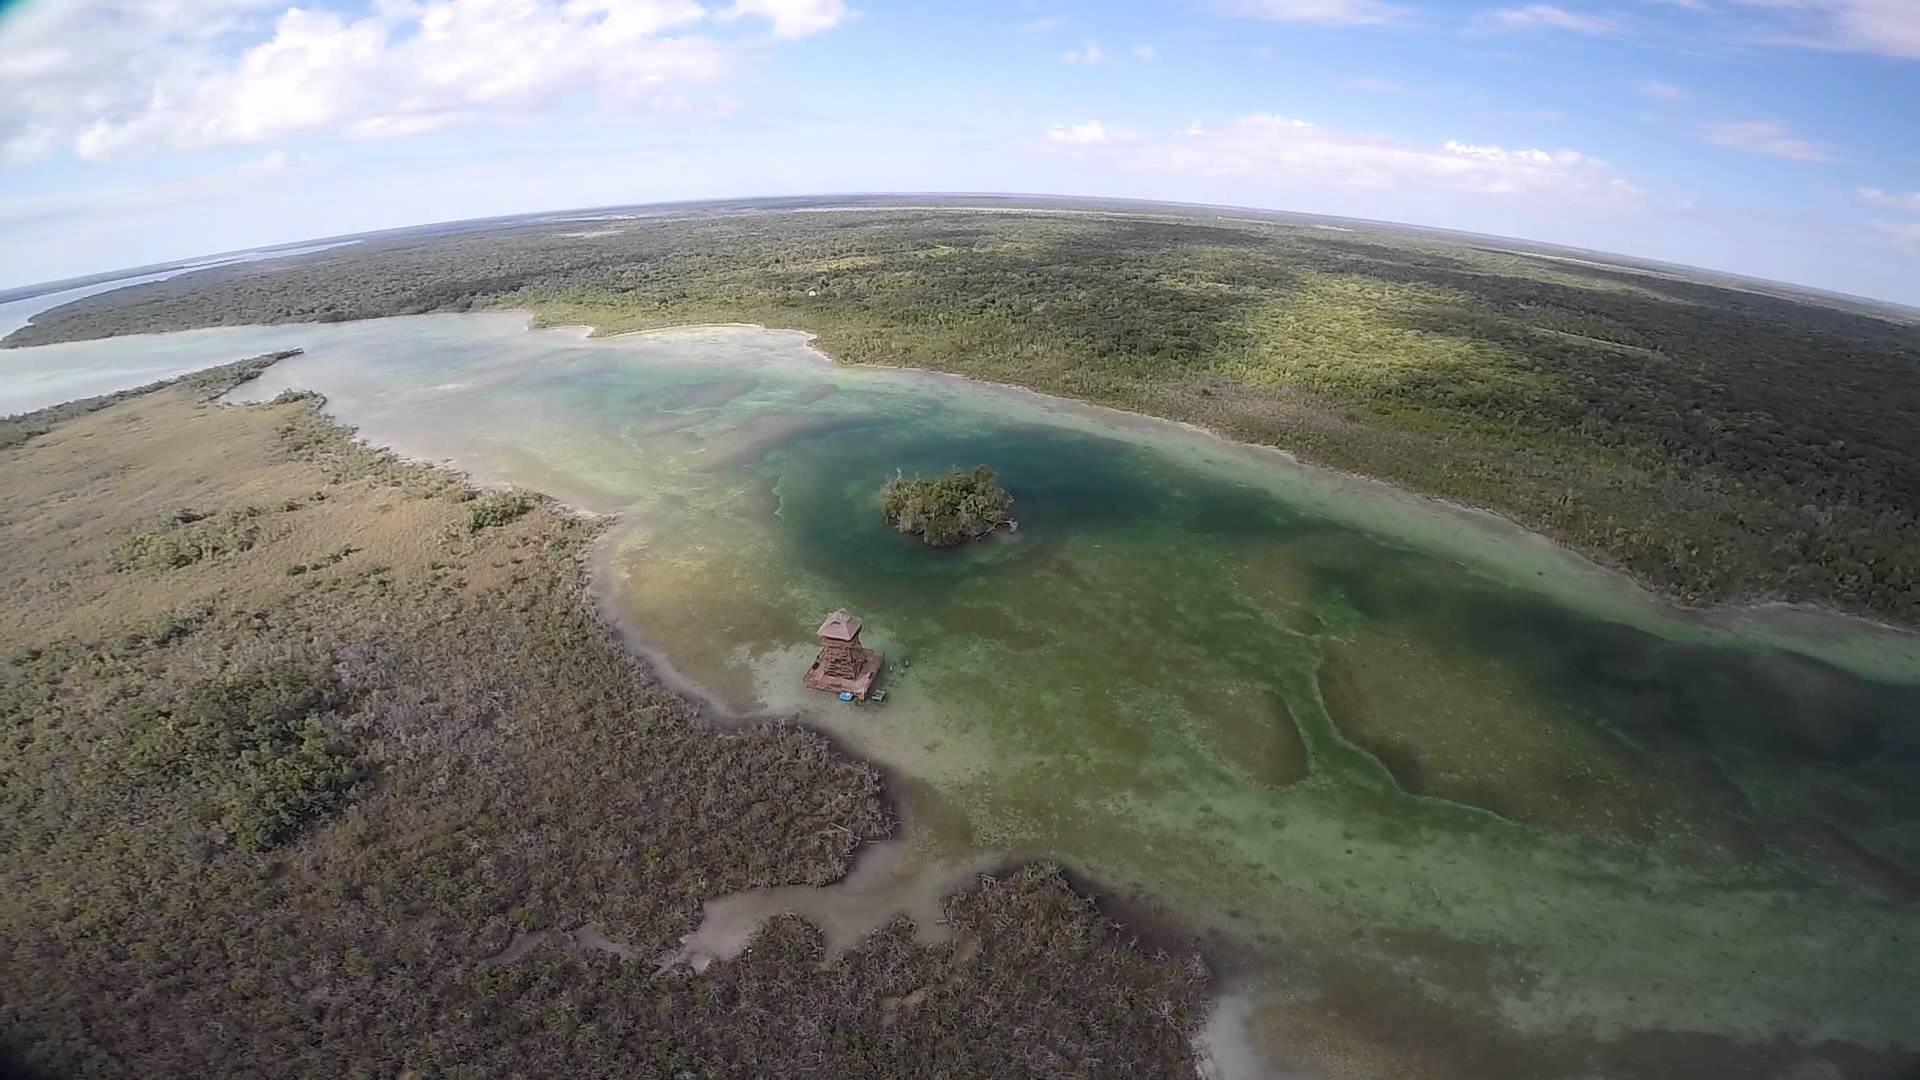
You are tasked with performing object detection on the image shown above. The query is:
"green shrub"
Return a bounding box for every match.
[122,664,363,850]
[215,719,363,850]
[465,490,537,532]
[112,508,262,570]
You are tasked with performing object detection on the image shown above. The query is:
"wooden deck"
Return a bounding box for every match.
[803,646,884,700]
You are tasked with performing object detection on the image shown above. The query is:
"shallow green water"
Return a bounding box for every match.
[18,313,1920,1071]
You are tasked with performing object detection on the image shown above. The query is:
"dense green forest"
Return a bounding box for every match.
[11,205,1919,622]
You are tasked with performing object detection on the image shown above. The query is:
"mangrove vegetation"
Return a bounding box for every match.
[881,465,1014,546]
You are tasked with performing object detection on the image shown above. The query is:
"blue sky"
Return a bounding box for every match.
[1,0,1917,304]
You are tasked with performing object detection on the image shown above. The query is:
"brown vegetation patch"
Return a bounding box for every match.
[0,370,1205,1076]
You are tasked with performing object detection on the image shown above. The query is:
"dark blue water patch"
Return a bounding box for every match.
[772,419,1324,571]
[765,423,1164,580]
[1308,532,1920,766]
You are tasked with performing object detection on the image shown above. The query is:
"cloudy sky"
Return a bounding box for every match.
[1,0,1916,304]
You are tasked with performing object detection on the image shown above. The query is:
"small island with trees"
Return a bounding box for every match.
[881,465,1016,547]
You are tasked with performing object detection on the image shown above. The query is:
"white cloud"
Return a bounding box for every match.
[1062,41,1105,63]
[1021,16,1065,32]
[1133,44,1158,60]
[1048,120,1122,144]
[1475,4,1627,33]
[1860,188,1920,213]
[1222,0,1411,26]
[1703,120,1830,162]
[1045,113,1642,204]
[1729,0,1920,60]
[0,0,844,164]
[1635,79,1687,99]
[1443,140,1555,165]
[719,0,848,38]
[1874,221,1920,249]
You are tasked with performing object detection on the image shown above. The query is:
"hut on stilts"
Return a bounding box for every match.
[803,608,884,701]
